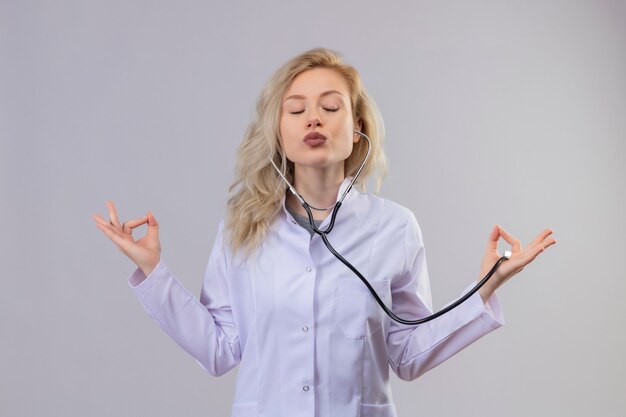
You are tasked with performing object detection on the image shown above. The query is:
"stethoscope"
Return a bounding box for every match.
[270,130,511,325]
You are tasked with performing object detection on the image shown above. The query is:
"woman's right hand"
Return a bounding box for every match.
[92,201,161,276]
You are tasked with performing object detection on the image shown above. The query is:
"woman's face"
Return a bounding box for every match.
[279,68,359,175]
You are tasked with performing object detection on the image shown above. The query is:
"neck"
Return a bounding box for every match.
[286,165,345,221]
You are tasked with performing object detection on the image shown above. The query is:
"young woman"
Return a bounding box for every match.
[93,48,556,417]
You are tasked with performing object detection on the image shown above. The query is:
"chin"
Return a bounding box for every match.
[292,157,344,171]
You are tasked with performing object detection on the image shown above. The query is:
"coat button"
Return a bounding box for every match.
[305,266,312,272]
[302,385,310,392]
[302,325,309,332]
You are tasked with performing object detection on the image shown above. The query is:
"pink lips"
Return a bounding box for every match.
[303,132,327,147]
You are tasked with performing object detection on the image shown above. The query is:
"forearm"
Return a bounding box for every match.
[389,287,504,381]
[478,279,497,303]
[129,260,241,376]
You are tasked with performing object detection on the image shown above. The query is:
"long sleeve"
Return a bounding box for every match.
[386,212,505,381]
[128,224,241,376]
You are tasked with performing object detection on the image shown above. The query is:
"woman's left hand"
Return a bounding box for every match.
[477,225,556,302]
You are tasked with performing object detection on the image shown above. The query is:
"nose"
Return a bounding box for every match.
[307,118,322,128]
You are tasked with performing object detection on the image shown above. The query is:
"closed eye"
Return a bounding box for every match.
[288,107,339,115]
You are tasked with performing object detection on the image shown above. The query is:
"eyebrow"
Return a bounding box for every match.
[283,90,344,102]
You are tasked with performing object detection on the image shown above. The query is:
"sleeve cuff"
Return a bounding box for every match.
[461,282,505,326]
[127,260,167,290]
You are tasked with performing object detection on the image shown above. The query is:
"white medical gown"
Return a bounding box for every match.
[128,178,505,417]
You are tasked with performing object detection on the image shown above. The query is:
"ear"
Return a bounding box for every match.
[353,119,363,143]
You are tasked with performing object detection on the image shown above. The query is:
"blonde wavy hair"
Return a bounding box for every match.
[226,48,387,255]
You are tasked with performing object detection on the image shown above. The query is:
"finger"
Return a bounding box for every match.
[486,224,501,251]
[527,237,557,261]
[542,237,557,250]
[94,218,127,240]
[122,215,149,234]
[107,200,122,228]
[526,234,557,256]
[527,228,554,249]
[95,222,131,250]
[92,213,110,226]
[499,227,522,252]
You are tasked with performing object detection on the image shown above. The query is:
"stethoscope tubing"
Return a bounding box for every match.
[303,200,510,326]
[272,130,510,326]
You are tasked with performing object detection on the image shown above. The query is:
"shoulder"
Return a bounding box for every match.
[353,190,417,229]
[348,191,425,251]
[352,192,427,270]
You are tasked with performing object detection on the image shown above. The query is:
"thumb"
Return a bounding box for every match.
[147,211,159,238]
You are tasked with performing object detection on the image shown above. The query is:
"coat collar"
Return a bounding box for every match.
[280,177,355,226]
